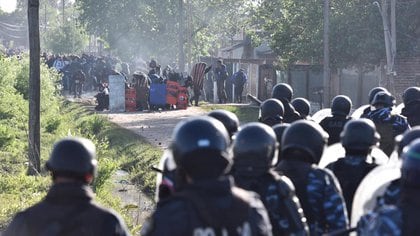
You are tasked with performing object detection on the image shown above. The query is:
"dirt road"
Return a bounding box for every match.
[106,106,207,149]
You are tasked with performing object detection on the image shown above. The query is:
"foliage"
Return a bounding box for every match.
[252,0,420,69]
[0,56,160,234]
[43,24,89,54]
[76,0,250,63]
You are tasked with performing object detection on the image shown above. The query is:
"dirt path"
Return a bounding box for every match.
[106,106,207,149]
[69,92,207,229]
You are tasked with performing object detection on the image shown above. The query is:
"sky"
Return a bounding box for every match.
[0,0,17,13]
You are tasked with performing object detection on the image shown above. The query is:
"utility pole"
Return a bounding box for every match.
[391,0,396,68]
[62,0,65,26]
[322,0,330,108]
[28,0,41,175]
[374,0,397,92]
[178,0,185,72]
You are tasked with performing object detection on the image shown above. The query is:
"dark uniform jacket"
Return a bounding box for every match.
[233,171,309,235]
[319,115,351,145]
[4,183,129,236]
[142,177,273,236]
[276,160,348,235]
[326,156,377,217]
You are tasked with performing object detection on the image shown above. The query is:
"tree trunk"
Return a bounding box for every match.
[28,0,41,175]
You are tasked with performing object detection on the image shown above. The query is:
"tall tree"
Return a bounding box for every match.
[27,0,41,175]
[76,0,249,65]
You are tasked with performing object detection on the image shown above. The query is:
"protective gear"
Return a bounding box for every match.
[401,87,420,127]
[4,183,130,236]
[276,160,348,234]
[258,98,284,126]
[331,95,352,116]
[282,120,328,164]
[401,139,420,188]
[396,127,420,156]
[233,123,278,176]
[142,178,273,236]
[341,119,380,151]
[402,87,420,106]
[272,83,293,102]
[368,87,388,104]
[233,171,309,235]
[170,116,231,179]
[208,109,240,138]
[46,137,97,176]
[291,98,310,118]
[371,91,395,107]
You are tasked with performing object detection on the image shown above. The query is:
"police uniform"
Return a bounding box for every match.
[326,156,377,216]
[142,177,272,236]
[4,183,129,236]
[277,160,348,235]
[319,116,351,145]
[276,120,349,235]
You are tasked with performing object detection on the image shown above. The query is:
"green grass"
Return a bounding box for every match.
[201,104,260,124]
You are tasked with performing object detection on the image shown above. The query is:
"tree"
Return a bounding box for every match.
[43,24,89,54]
[75,0,250,66]
[27,0,41,175]
[253,0,420,70]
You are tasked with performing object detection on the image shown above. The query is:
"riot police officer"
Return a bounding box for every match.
[319,95,353,145]
[271,83,301,123]
[291,97,311,120]
[366,91,409,156]
[376,127,420,207]
[208,109,240,140]
[360,87,389,118]
[275,120,348,235]
[232,123,308,235]
[358,139,420,235]
[326,119,380,217]
[259,98,284,127]
[4,137,129,236]
[401,86,420,127]
[142,117,272,236]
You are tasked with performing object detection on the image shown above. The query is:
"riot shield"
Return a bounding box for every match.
[318,143,389,168]
[350,104,370,119]
[318,143,345,168]
[312,108,331,123]
[350,161,401,227]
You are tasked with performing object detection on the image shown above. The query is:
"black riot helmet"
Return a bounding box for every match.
[396,127,420,156]
[233,122,278,176]
[402,87,420,106]
[291,97,311,118]
[208,109,240,138]
[368,87,388,104]
[371,91,395,107]
[401,139,420,188]
[340,119,380,152]
[272,83,293,102]
[272,123,291,162]
[331,95,352,116]
[258,98,284,126]
[281,120,328,164]
[46,137,97,179]
[170,116,231,180]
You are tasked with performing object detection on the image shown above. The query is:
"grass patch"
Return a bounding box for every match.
[99,123,162,195]
[201,104,260,124]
